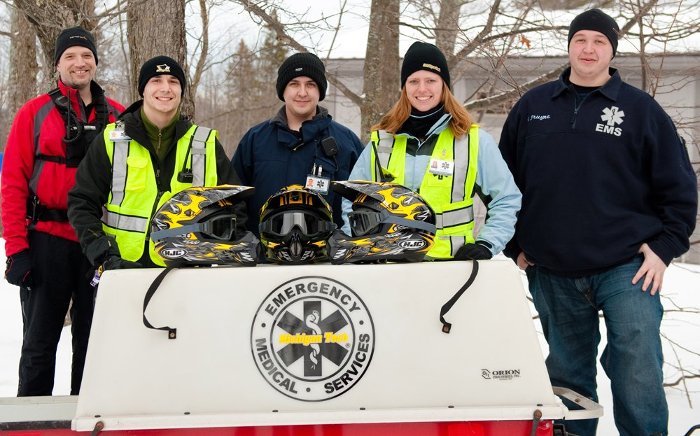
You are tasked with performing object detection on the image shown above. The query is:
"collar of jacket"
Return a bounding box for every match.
[271,105,333,148]
[395,112,452,142]
[57,79,105,121]
[552,67,622,102]
[141,107,179,158]
[271,105,331,127]
[117,100,193,151]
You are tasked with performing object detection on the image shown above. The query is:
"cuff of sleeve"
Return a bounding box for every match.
[502,240,520,262]
[475,239,494,255]
[647,239,674,266]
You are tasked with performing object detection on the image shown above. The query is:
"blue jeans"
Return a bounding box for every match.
[526,256,667,436]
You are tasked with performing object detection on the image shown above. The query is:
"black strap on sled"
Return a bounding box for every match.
[439,260,479,333]
[143,266,178,339]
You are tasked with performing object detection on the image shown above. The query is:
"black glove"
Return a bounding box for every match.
[5,249,33,288]
[454,241,493,260]
[85,235,121,266]
[101,256,142,271]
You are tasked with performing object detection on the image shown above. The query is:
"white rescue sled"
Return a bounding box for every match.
[0,260,601,436]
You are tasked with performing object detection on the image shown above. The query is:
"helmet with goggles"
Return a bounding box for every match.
[328,180,436,264]
[259,184,336,264]
[150,185,260,266]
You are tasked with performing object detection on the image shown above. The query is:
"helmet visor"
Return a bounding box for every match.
[260,211,334,238]
[348,208,384,237]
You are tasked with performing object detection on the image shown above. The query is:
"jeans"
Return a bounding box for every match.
[526,256,667,436]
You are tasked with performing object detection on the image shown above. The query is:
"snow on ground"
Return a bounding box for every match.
[0,249,698,434]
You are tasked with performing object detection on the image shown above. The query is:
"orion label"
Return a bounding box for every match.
[251,276,375,401]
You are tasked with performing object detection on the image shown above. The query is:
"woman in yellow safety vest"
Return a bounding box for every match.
[343,41,521,260]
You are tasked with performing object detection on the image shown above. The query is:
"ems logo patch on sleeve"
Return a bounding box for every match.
[250,276,375,401]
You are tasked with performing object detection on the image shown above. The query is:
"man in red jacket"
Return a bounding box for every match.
[1,27,124,396]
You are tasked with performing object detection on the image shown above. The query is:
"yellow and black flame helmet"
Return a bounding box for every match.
[328,180,436,264]
[259,184,336,264]
[150,185,260,266]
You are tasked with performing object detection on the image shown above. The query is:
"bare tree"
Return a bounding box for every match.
[7,6,38,116]
[360,0,400,140]
[126,0,190,114]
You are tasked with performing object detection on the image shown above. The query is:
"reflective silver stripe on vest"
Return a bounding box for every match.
[448,236,464,257]
[110,140,130,206]
[451,135,469,202]
[190,126,211,187]
[101,209,149,232]
[434,206,474,229]
[374,131,395,170]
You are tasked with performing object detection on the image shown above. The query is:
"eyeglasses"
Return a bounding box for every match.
[260,211,335,238]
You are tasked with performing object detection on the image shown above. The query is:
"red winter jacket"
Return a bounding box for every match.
[1,80,124,257]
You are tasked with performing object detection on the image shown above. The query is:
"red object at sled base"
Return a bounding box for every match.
[1,419,555,436]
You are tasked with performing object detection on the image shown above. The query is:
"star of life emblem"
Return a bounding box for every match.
[595,106,625,136]
[601,106,625,126]
[251,276,375,401]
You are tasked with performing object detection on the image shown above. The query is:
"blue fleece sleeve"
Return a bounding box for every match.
[340,142,373,234]
[474,129,522,256]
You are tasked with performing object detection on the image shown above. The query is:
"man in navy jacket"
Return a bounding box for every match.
[232,52,364,233]
[499,9,697,436]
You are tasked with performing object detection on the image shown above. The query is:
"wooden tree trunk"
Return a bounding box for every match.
[8,7,39,116]
[435,0,461,66]
[127,0,190,116]
[360,0,400,143]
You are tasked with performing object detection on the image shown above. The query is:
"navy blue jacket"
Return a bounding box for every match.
[499,68,697,276]
[232,106,364,233]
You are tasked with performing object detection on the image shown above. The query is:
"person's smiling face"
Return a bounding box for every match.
[405,70,443,112]
[568,29,613,86]
[142,75,182,118]
[56,46,96,91]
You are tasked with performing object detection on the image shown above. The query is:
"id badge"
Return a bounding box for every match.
[428,158,454,177]
[306,174,330,195]
[109,128,131,141]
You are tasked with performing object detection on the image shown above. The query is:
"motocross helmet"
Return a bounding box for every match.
[328,180,436,264]
[259,184,336,264]
[150,185,260,266]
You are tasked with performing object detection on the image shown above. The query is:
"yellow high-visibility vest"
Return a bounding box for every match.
[370,125,479,259]
[102,122,219,265]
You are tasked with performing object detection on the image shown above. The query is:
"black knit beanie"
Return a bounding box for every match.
[138,56,186,97]
[568,9,620,57]
[276,52,327,101]
[401,41,450,89]
[54,27,98,65]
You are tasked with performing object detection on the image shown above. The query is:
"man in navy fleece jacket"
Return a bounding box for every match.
[498,9,697,436]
